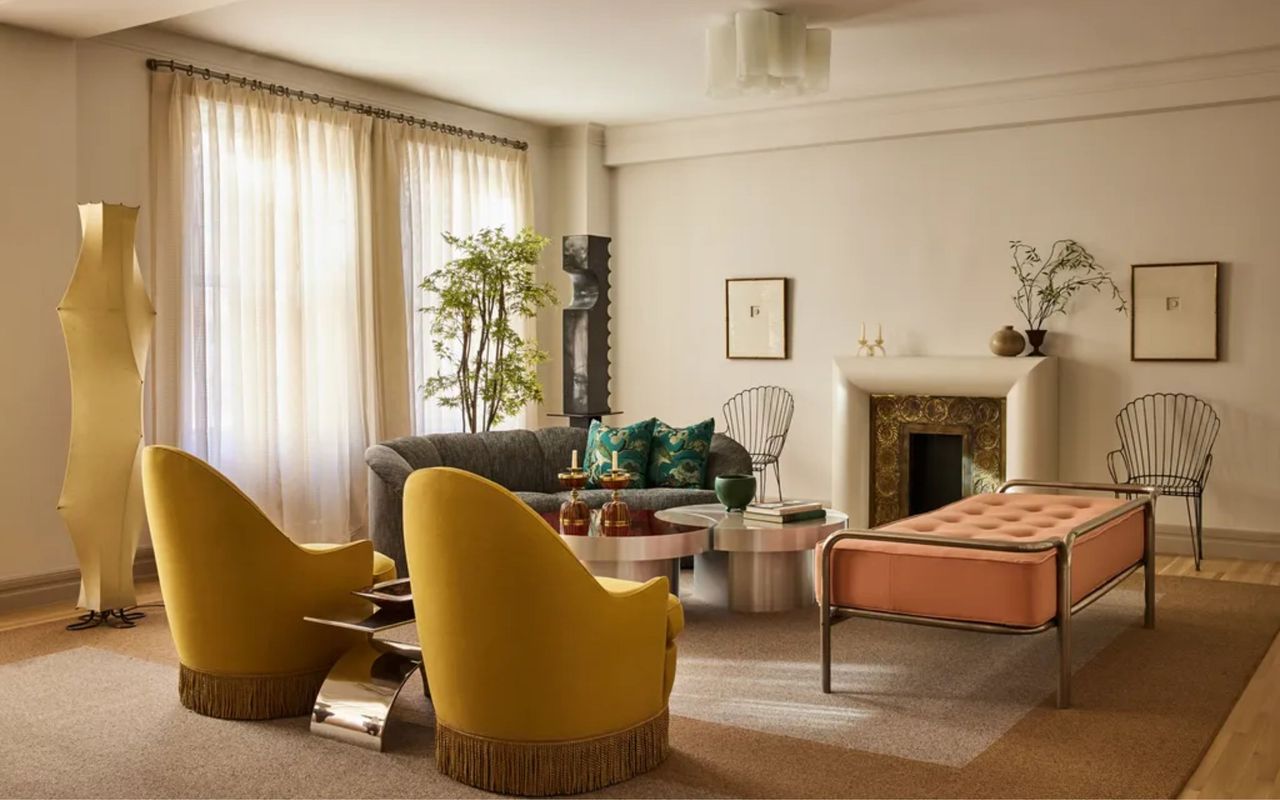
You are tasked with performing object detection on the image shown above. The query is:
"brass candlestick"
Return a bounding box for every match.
[557,468,590,536]
[599,469,632,536]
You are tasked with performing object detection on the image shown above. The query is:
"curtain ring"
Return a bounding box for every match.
[201,68,211,80]
[183,64,194,76]
[220,74,230,84]
[310,93,320,104]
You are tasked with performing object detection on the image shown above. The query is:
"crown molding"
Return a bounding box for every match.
[604,46,1280,166]
[549,122,607,149]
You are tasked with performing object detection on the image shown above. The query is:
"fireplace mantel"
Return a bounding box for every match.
[832,356,1059,526]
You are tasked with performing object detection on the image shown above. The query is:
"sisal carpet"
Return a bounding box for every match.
[0,574,1276,799]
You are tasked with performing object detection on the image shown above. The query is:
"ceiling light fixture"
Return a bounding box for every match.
[706,9,831,98]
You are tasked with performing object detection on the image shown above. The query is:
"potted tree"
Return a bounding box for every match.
[1009,239,1127,356]
[421,227,557,432]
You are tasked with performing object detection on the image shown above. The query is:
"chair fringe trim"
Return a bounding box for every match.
[178,663,327,720]
[435,707,671,796]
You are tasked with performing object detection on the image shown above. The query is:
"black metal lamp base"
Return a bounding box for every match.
[66,608,146,631]
[548,411,623,430]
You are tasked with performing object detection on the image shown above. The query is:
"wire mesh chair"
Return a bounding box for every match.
[1106,393,1220,570]
[722,386,795,503]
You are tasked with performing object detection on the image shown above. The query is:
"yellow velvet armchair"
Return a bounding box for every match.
[141,445,395,720]
[403,467,683,796]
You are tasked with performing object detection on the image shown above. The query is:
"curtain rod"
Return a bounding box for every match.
[145,58,529,152]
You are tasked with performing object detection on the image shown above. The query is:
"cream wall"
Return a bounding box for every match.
[0,26,80,582]
[0,23,551,583]
[610,100,1280,548]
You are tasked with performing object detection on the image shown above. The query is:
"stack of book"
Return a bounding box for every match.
[742,500,826,524]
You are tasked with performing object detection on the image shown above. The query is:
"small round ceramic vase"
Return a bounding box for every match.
[715,474,757,512]
[989,325,1026,357]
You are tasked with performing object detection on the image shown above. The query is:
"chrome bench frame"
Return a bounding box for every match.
[819,480,1158,708]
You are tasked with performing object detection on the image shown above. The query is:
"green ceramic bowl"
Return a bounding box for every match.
[714,474,757,512]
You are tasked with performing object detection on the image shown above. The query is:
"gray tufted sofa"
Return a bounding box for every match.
[365,426,753,575]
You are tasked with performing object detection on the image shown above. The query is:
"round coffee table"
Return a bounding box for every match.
[655,505,849,612]
[557,516,710,596]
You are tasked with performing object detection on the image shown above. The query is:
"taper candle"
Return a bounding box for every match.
[571,449,578,469]
[611,450,619,470]
[877,322,883,340]
[860,321,866,339]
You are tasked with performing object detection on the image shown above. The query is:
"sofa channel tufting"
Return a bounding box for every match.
[366,426,753,576]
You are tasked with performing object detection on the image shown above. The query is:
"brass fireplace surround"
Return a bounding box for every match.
[870,394,1005,525]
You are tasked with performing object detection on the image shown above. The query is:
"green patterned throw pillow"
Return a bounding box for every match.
[585,418,656,488]
[647,418,715,489]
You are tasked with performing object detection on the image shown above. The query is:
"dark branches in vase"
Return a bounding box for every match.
[1009,239,1128,331]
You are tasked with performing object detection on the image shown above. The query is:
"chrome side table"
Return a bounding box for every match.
[304,580,422,751]
[655,505,849,612]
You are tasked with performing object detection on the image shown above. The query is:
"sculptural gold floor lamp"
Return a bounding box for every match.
[56,203,155,630]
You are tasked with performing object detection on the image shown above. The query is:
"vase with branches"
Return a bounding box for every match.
[421,226,556,432]
[1009,239,1127,356]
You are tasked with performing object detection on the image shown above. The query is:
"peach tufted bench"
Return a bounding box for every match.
[818,480,1158,708]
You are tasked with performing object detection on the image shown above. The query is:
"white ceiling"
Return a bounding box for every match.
[0,0,235,38]
[6,0,1280,126]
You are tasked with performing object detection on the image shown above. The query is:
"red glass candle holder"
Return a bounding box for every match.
[598,469,632,536]
[557,468,590,536]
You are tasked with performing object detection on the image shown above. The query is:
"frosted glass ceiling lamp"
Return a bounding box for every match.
[706,9,831,97]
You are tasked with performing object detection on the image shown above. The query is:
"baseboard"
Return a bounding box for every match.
[0,550,158,616]
[1155,524,1280,562]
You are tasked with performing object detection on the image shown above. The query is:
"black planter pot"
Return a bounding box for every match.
[1024,329,1047,357]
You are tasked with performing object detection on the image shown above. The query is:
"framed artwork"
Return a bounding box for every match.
[725,277,788,359]
[1131,262,1220,361]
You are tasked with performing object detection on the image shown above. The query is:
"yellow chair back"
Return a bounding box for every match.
[404,467,670,743]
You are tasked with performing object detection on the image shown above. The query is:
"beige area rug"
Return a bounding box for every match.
[671,587,1147,767]
[0,575,1276,799]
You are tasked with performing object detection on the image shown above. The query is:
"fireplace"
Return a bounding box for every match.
[907,431,964,515]
[832,357,1058,527]
[870,394,1005,526]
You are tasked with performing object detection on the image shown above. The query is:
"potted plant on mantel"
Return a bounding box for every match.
[422,226,557,432]
[1009,239,1127,356]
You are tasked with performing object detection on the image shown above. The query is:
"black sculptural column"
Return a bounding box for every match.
[553,235,619,429]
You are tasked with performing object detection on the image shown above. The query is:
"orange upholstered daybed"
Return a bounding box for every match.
[817,480,1158,708]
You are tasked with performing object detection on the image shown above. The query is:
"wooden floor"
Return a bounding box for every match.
[1162,556,1280,799]
[1,558,1276,798]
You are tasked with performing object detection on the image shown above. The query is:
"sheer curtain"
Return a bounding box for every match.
[150,73,535,543]
[153,74,376,543]
[397,127,534,434]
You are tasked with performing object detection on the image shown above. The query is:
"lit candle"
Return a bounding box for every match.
[611,450,619,471]
[860,322,866,340]
[571,449,578,470]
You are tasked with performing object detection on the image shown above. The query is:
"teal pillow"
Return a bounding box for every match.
[585,418,656,488]
[648,418,715,489]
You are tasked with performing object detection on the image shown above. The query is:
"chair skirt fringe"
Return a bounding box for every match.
[435,707,670,796]
[178,663,327,720]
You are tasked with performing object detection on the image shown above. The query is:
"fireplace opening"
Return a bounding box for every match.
[907,433,964,516]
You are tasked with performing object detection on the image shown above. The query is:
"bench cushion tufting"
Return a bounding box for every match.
[820,493,1145,628]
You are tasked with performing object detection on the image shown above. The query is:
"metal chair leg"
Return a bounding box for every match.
[1185,496,1201,571]
[773,461,784,503]
[1187,494,1198,568]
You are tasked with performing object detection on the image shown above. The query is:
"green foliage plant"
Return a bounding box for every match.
[421,227,556,432]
